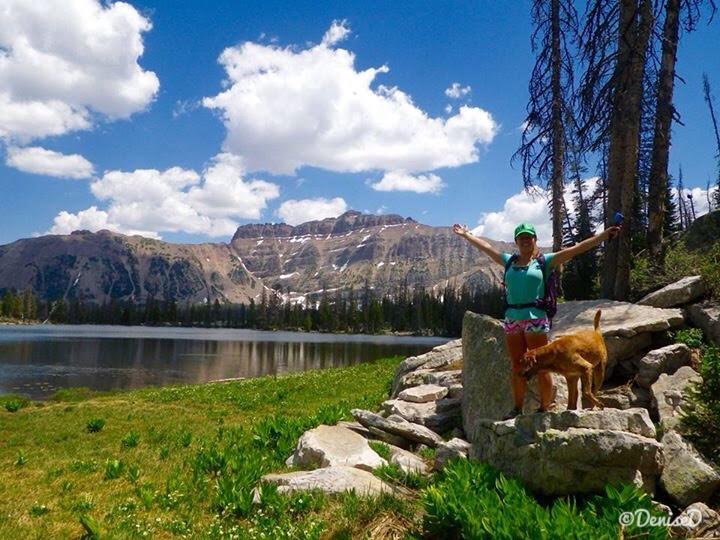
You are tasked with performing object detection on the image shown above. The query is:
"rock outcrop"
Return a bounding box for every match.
[637,276,706,308]
[351,410,444,447]
[470,409,663,496]
[686,302,720,346]
[261,466,394,496]
[635,344,692,389]
[659,431,720,506]
[285,425,386,471]
[651,366,702,432]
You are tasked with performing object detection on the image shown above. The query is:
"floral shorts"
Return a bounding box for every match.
[502,317,550,335]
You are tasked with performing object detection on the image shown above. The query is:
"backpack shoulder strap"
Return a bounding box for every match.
[504,254,519,275]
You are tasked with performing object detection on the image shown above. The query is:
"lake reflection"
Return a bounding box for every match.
[0,325,449,399]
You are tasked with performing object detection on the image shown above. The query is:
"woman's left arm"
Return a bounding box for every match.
[550,226,621,268]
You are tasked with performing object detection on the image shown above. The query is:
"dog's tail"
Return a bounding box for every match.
[594,309,602,331]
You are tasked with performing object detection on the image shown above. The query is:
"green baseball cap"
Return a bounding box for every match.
[514,222,537,239]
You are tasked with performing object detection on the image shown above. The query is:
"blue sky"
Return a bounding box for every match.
[1,0,719,246]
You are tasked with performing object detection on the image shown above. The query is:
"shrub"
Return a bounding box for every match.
[103,459,124,480]
[85,418,105,433]
[120,431,139,448]
[682,346,720,465]
[29,504,50,517]
[14,450,27,467]
[1,394,29,412]
[368,441,391,460]
[421,459,666,539]
[672,328,704,349]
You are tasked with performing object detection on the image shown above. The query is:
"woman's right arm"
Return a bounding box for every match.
[452,224,505,266]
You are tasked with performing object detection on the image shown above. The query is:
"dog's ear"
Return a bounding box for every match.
[523,352,537,367]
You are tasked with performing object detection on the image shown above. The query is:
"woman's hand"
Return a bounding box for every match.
[452,223,470,237]
[602,226,621,240]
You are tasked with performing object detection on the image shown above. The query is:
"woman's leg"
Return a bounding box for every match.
[504,331,528,410]
[525,331,554,410]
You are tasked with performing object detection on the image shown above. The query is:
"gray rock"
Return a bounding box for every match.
[366,426,412,449]
[604,333,653,372]
[392,339,462,394]
[352,409,444,447]
[386,445,429,475]
[425,370,462,388]
[470,409,663,496]
[286,425,386,471]
[382,398,461,433]
[600,385,651,410]
[651,366,702,432]
[670,502,720,538]
[392,370,432,396]
[551,299,685,339]
[398,384,448,403]
[637,276,707,308]
[550,300,683,371]
[261,466,393,496]
[660,430,720,506]
[448,384,463,400]
[686,302,720,346]
[636,343,692,388]
[433,438,471,471]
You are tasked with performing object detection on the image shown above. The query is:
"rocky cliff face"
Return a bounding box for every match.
[0,211,514,304]
[0,230,261,304]
[230,211,513,304]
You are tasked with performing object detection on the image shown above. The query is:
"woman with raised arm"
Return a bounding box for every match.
[452,222,619,419]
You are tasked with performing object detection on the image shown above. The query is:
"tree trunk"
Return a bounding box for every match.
[647,0,681,259]
[550,0,565,252]
[601,0,653,300]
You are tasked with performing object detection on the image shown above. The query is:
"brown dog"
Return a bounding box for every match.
[520,310,607,410]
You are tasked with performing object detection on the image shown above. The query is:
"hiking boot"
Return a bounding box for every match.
[502,406,523,420]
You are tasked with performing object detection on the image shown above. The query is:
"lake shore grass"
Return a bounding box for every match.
[0,356,412,538]
[0,355,670,539]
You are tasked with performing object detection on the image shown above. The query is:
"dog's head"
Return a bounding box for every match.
[519,350,540,379]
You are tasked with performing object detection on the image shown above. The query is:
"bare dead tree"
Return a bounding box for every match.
[579,0,655,300]
[704,74,720,208]
[647,1,715,257]
[513,0,578,252]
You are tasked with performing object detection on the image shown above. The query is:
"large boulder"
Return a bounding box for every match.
[686,302,720,346]
[392,339,462,394]
[659,430,720,506]
[461,312,567,432]
[635,343,692,389]
[550,300,684,368]
[381,398,461,433]
[261,466,393,496]
[285,425,386,471]
[470,409,663,496]
[651,366,702,432]
[351,409,444,447]
[637,276,706,308]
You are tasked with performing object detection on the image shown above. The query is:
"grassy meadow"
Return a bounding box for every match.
[0,355,669,539]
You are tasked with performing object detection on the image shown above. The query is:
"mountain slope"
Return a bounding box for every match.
[0,211,515,304]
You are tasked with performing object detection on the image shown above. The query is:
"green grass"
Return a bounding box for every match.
[0,354,682,538]
[0,356,402,538]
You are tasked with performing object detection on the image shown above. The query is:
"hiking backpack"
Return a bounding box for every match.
[502,253,558,325]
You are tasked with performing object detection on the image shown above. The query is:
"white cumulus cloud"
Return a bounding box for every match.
[0,0,159,142]
[445,82,471,99]
[47,154,280,238]
[369,171,445,194]
[6,146,94,179]
[471,179,600,243]
[321,19,351,46]
[203,23,497,175]
[277,197,348,226]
